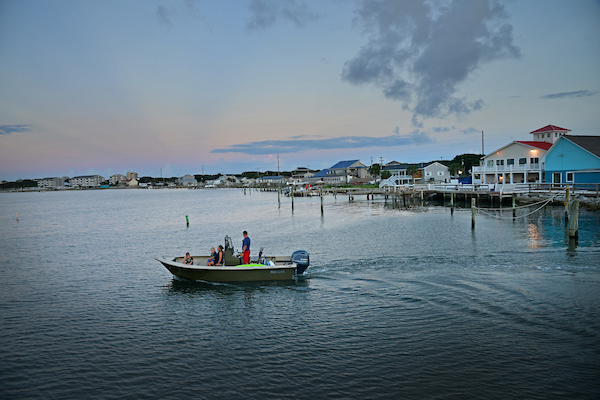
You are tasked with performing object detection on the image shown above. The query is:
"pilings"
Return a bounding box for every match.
[471,198,476,229]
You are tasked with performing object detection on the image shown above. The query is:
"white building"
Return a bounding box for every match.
[178,174,198,187]
[70,175,105,188]
[471,125,566,184]
[109,174,127,185]
[37,177,64,189]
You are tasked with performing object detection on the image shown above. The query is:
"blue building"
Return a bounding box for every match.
[543,135,600,185]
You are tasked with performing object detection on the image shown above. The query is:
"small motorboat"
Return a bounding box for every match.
[156,236,309,282]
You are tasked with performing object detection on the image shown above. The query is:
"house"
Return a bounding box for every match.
[379,161,450,187]
[421,162,451,183]
[471,125,567,184]
[328,160,367,182]
[543,135,600,185]
[257,176,287,185]
[70,175,105,188]
[307,169,345,185]
[178,174,198,187]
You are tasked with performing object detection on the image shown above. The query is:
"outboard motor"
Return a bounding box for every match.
[291,250,310,275]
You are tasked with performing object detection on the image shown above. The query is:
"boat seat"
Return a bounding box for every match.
[224,247,241,266]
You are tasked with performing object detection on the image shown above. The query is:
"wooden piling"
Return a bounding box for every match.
[512,195,516,220]
[565,186,570,224]
[471,198,476,229]
[450,192,454,215]
[569,199,579,239]
[320,188,324,215]
[291,186,294,211]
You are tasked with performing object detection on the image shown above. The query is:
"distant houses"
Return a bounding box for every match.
[379,162,450,188]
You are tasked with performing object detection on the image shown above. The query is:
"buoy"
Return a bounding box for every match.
[186,215,189,227]
[16,212,19,221]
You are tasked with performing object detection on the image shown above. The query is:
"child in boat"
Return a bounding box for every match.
[207,247,217,266]
[183,252,194,265]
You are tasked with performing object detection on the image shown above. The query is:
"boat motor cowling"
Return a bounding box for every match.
[291,250,310,275]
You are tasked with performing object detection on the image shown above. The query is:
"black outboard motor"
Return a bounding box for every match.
[291,250,310,275]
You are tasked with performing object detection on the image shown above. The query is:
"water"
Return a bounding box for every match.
[1,189,599,399]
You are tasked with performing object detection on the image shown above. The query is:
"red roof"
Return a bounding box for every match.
[530,125,570,134]
[515,141,553,150]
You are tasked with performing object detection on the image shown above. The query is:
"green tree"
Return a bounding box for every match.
[369,163,381,177]
[406,165,418,184]
[381,170,391,180]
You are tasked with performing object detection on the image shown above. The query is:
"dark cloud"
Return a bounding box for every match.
[0,125,32,135]
[212,132,434,155]
[156,5,173,27]
[540,90,597,100]
[246,0,319,30]
[342,0,521,125]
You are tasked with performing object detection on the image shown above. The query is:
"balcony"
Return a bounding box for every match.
[472,163,541,174]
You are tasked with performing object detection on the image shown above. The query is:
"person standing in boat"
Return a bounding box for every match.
[241,231,251,264]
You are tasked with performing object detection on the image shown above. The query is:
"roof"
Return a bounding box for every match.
[530,125,570,134]
[260,176,285,180]
[311,169,329,178]
[514,141,553,151]
[329,160,361,169]
[564,135,600,159]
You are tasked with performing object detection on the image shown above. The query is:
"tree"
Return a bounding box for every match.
[368,163,381,177]
[381,170,391,180]
[406,165,418,184]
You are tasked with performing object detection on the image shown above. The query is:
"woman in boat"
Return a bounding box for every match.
[183,252,194,265]
[209,245,223,266]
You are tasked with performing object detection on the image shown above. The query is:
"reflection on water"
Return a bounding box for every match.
[527,223,542,249]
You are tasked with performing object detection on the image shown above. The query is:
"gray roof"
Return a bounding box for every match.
[565,135,600,159]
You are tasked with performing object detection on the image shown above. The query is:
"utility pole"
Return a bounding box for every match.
[482,130,484,155]
[277,154,280,175]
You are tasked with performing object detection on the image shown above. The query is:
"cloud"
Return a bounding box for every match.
[246,0,319,30]
[0,125,32,135]
[460,127,478,135]
[212,132,434,154]
[342,0,521,125]
[540,90,597,100]
[156,5,173,28]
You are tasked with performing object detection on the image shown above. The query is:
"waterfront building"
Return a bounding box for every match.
[70,175,105,188]
[379,161,450,187]
[109,174,126,185]
[177,174,197,187]
[471,125,565,185]
[126,171,138,180]
[256,176,287,185]
[543,135,600,185]
[328,160,367,182]
[307,169,345,185]
[37,177,65,189]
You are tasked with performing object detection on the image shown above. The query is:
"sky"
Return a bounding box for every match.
[1,0,599,181]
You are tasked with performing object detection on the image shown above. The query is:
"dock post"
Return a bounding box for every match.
[471,198,476,229]
[450,192,454,215]
[320,188,324,215]
[565,186,570,224]
[291,186,294,211]
[278,188,281,209]
[569,199,579,239]
[512,195,516,220]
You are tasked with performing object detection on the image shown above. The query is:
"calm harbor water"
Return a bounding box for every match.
[1,189,599,399]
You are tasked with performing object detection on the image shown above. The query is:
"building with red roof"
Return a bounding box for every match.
[472,125,569,185]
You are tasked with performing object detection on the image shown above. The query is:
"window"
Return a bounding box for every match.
[566,172,574,182]
[487,160,494,167]
[496,160,504,165]
[437,171,444,176]
[530,157,539,164]
[425,171,432,176]
[507,159,515,166]
[553,172,561,183]
[519,158,527,165]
